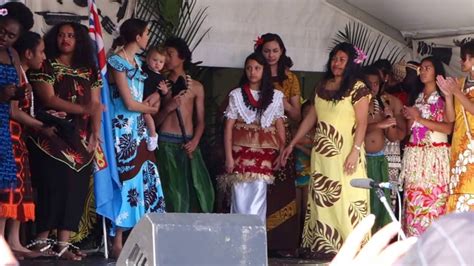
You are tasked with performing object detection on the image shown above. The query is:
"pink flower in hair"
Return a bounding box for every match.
[0,8,8,16]
[353,46,367,64]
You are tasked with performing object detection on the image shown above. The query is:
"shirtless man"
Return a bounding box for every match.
[155,37,214,213]
[364,66,406,231]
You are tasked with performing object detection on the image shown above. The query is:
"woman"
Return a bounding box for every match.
[255,33,300,254]
[0,2,39,259]
[280,42,371,259]
[400,56,452,237]
[437,40,474,213]
[107,18,166,258]
[28,22,103,260]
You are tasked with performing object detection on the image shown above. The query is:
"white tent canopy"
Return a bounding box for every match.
[191,0,474,73]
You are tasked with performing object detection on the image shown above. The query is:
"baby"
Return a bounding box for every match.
[142,46,169,151]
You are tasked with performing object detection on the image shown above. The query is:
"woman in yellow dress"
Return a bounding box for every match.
[281,42,370,259]
[437,40,474,212]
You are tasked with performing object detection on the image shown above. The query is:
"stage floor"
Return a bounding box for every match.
[20,254,329,265]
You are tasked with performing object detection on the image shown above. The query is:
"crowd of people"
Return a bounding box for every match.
[0,1,473,263]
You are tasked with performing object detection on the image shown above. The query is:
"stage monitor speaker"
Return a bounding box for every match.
[117,213,267,266]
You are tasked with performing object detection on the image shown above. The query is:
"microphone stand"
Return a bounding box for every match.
[375,188,407,240]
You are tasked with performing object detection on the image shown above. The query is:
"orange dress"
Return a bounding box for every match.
[447,77,474,212]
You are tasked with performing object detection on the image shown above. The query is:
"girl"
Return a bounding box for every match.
[222,52,285,223]
[255,33,301,254]
[401,56,452,236]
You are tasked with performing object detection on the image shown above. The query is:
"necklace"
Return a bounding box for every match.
[19,65,34,117]
[241,84,261,111]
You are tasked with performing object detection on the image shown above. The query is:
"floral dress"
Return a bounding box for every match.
[399,91,450,237]
[108,54,165,229]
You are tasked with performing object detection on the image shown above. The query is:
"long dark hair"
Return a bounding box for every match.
[0,2,33,32]
[44,22,97,73]
[13,31,41,59]
[239,52,274,116]
[407,56,446,106]
[254,33,293,84]
[322,42,362,102]
[111,18,148,50]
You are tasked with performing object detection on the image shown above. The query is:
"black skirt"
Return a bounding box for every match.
[28,140,92,233]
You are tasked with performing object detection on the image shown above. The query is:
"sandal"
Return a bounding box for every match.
[25,238,57,257]
[55,241,86,260]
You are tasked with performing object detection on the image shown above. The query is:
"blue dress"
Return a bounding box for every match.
[107,54,165,229]
[0,48,19,190]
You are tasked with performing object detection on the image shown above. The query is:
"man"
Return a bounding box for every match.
[364,65,406,231]
[155,37,214,213]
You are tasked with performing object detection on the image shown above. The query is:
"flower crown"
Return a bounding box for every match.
[0,8,8,16]
[254,36,264,50]
[353,46,367,64]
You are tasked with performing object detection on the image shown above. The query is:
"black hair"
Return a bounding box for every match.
[238,52,274,117]
[407,56,446,106]
[43,22,97,73]
[13,31,42,59]
[402,60,422,95]
[164,37,192,70]
[0,2,33,32]
[322,42,362,102]
[373,59,393,77]
[111,18,148,50]
[254,33,293,84]
[461,40,474,61]
[363,65,385,110]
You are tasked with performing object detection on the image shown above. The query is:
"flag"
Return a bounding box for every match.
[88,0,121,224]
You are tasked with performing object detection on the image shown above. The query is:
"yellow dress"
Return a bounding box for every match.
[447,77,474,212]
[301,81,370,255]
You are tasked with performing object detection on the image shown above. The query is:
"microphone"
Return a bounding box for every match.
[350,178,399,190]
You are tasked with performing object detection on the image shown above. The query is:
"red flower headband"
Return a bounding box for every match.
[254,36,264,50]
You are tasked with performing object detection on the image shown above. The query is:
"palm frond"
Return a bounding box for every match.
[330,21,405,65]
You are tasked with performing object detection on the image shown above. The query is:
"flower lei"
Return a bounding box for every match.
[254,36,264,50]
[353,46,367,64]
[0,8,7,16]
[241,83,261,111]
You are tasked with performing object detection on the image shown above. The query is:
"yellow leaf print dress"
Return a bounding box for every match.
[301,81,371,256]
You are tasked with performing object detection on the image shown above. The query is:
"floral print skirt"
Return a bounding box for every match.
[400,143,450,237]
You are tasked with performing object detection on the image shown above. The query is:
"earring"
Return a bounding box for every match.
[471,65,474,72]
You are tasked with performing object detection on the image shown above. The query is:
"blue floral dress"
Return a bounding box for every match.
[108,54,165,229]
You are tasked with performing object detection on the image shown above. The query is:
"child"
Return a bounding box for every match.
[222,52,285,223]
[294,100,313,231]
[142,46,169,151]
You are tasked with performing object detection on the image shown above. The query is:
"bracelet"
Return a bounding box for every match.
[353,144,361,151]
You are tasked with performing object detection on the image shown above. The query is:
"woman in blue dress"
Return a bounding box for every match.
[107,18,166,258]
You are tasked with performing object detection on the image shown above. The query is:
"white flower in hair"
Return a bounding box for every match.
[0,8,8,16]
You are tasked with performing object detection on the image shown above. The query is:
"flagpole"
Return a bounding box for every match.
[102,217,109,259]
